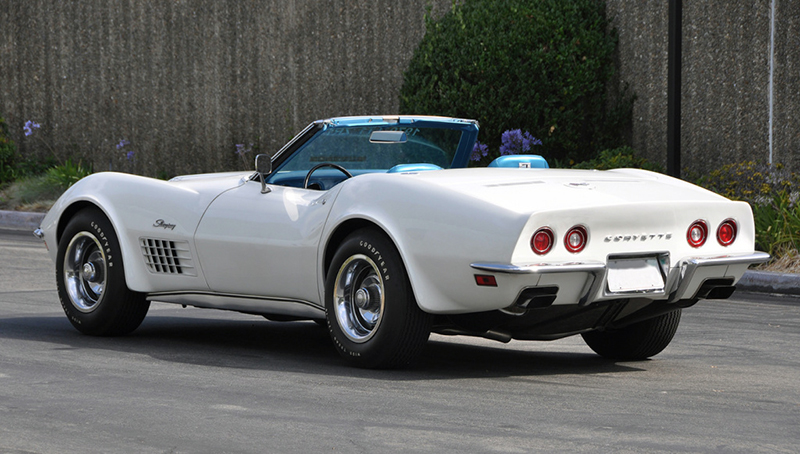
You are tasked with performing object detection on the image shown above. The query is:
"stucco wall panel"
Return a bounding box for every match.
[0,0,450,177]
[608,0,799,174]
[2,1,798,176]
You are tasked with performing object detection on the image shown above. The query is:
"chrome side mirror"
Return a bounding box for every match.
[255,154,272,194]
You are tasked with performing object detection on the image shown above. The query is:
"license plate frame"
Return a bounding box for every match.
[606,257,665,293]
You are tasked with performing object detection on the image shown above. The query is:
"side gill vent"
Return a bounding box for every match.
[140,238,196,276]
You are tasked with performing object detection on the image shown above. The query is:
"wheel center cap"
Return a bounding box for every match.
[82,262,96,281]
[355,288,370,309]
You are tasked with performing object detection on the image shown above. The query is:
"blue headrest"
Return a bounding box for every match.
[488,155,549,169]
[387,163,443,173]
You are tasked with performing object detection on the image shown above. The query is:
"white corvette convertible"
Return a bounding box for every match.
[36,116,768,368]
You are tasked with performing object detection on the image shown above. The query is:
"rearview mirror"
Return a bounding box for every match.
[255,154,272,194]
[369,130,407,144]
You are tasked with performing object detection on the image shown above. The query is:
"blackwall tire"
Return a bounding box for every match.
[55,207,149,336]
[581,309,682,360]
[325,228,432,368]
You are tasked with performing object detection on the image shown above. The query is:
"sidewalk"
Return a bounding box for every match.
[3,209,798,297]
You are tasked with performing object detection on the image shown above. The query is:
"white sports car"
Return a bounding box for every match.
[36,116,768,368]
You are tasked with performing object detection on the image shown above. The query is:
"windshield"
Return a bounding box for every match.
[277,126,461,172]
[263,117,478,189]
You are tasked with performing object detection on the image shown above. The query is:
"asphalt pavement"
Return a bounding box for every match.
[2,227,800,453]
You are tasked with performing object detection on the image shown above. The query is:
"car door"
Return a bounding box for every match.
[193,178,336,306]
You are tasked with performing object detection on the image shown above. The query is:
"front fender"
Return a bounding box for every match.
[40,172,243,293]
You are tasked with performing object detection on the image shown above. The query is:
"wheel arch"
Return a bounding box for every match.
[323,218,390,283]
[56,200,107,245]
[53,199,142,292]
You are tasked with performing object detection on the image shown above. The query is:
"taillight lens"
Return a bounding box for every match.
[564,225,588,253]
[687,220,708,248]
[531,227,554,255]
[717,219,738,246]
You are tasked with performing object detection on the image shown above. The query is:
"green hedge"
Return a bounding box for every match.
[697,161,800,256]
[571,146,663,172]
[399,0,632,164]
[0,117,17,184]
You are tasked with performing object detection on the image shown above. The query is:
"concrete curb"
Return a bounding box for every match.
[1,209,797,297]
[736,270,800,297]
[0,210,46,232]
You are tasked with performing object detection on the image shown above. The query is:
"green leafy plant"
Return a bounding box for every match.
[571,146,663,172]
[697,161,800,257]
[46,159,93,191]
[0,175,63,211]
[750,191,800,257]
[0,117,18,184]
[399,0,633,164]
[0,160,92,211]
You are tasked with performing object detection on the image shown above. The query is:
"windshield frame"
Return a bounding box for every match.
[267,116,479,177]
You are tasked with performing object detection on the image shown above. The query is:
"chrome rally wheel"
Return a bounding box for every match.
[55,207,149,336]
[333,254,385,343]
[63,231,107,312]
[325,228,432,368]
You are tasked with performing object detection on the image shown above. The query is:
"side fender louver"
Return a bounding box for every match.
[140,238,197,276]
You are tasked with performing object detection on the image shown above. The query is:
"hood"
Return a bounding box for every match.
[168,171,252,194]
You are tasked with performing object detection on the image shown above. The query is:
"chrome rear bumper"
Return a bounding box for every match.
[471,252,771,305]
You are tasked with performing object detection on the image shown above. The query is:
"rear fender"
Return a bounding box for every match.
[320,174,527,313]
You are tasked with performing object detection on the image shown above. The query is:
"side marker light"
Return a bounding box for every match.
[475,275,498,287]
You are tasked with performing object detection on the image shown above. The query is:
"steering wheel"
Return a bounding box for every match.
[303,163,353,189]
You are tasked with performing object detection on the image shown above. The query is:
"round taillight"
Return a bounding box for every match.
[717,219,738,246]
[531,227,554,255]
[687,220,708,248]
[564,225,588,253]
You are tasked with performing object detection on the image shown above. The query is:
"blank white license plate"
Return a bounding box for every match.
[607,257,665,293]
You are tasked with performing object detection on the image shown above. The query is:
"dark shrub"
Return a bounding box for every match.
[572,146,663,172]
[0,117,17,184]
[399,0,632,164]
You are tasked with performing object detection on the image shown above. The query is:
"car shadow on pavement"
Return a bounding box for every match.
[0,312,646,380]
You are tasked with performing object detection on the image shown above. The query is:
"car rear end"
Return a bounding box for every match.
[473,198,767,313]
[400,168,768,330]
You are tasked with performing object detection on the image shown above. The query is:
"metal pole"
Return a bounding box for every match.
[667,0,682,178]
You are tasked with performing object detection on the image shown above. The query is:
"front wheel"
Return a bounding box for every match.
[325,228,432,368]
[56,207,149,336]
[581,309,682,360]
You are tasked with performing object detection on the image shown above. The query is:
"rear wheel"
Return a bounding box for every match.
[581,309,681,360]
[56,207,149,335]
[325,228,432,368]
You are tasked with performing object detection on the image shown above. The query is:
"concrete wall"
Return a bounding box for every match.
[607,0,800,173]
[2,1,799,176]
[0,0,450,176]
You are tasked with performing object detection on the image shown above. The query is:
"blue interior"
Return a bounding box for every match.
[488,155,549,169]
[270,164,444,190]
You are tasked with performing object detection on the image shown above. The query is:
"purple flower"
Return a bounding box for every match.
[235,143,253,157]
[116,139,130,150]
[499,129,542,156]
[23,120,41,137]
[126,150,135,160]
[471,141,489,162]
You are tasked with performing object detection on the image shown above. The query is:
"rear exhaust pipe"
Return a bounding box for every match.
[434,328,512,343]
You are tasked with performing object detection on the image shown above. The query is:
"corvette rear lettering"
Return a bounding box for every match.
[604,232,673,242]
